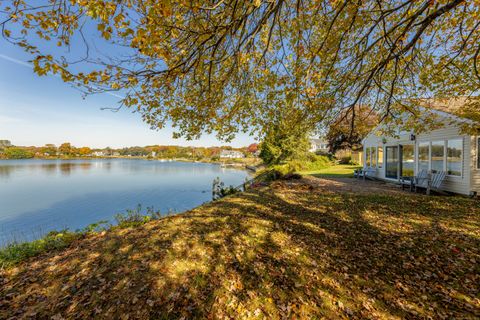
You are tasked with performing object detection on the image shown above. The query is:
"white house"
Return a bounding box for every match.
[0,140,12,148]
[309,138,329,153]
[220,150,244,159]
[362,97,480,196]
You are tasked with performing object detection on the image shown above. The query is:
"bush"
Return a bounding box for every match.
[255,164,292,182]
[114,205,162,228]
[283,173,303,180]
[285,154,332,172]
[338,155,352,165]
[212,177,240,200]
[0,230,81,268]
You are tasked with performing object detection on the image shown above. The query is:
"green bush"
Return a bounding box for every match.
[256,155,331,181]
[114,205,162,228]
[0,230,81,268]
[212,177,240,200]
[339,156,352,165]
[286,154,332,172]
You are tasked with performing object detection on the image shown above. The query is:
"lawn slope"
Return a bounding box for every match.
[1,178,479,319]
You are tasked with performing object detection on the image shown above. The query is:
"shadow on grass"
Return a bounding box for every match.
[1,180,479,319]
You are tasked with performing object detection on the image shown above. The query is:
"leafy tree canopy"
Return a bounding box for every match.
[259,114,310,165]
[326,104,378,153]
[1,0,479,139]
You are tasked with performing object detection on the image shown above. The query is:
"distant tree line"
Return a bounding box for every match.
[0,142,259,160]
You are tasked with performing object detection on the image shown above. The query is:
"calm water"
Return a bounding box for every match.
[0,159,249,246]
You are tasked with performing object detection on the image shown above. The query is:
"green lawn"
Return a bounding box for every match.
[300,164,361,178]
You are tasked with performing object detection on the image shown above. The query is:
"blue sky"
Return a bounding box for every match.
[0,42,254,149]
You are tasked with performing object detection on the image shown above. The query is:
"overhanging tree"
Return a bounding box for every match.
[1,0,479,139]
[326,104,378,153]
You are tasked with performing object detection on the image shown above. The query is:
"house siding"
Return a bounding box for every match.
[471,136,480,193]
[363,122,474,195]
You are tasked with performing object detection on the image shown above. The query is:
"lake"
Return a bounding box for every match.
[0,159,249,246]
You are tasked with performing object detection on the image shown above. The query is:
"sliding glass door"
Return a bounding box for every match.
[385,146,399,179]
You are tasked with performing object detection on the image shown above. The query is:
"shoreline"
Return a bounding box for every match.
[0,156,259,164]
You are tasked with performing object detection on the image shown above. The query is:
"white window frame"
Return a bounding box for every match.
[365,147,371,167]
[477,137,480,170]
[416,138,463,177]
[417,141,431,173]
[430,140,446,173]
[377,146,383,169]
[446,138,463,178]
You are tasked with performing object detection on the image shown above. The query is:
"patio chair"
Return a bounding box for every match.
[400,175,415,191]
[401,169,428,192]
[413,170,446,195]
[426,171,447,195]
[354,167,376,180]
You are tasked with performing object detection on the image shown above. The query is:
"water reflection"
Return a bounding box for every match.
[0,160,98,178]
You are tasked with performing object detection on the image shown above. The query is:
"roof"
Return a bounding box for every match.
[362,96,480,143]
[413,96,479,122]
[310,138,328,144]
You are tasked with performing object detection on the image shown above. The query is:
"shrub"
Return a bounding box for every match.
[212,177,240,200]
[114,205,162,227]
[338,155,352,164]
[284,154,332,172]
[283,173,303,180]
[0,230,81,268]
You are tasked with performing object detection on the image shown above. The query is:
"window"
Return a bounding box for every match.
[447,139,462,176]
[431,141,445,173]
[366,147,371,167]
[477,137,480,169]
[371,147,377,168]
[377,146,383,168]
[418,142,429,172]
[401,145,415,177]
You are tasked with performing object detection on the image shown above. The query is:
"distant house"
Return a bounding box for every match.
[0,140,12,148]
[220,150,244,159]
[92,151,105,157]
[362,97,480,196]
[309,138,329,153]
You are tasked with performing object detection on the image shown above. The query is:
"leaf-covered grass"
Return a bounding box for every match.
[1,179,479,319]
[300,164,361,178]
